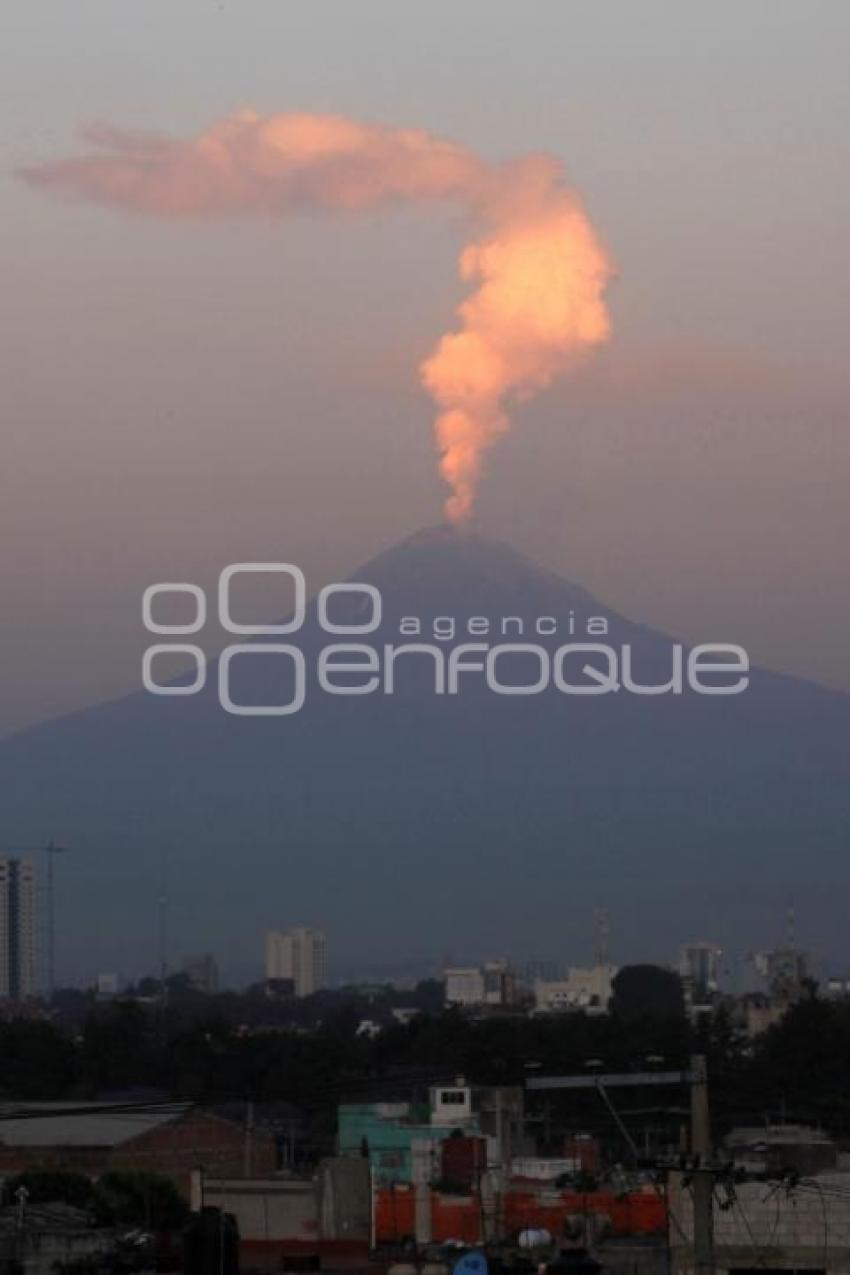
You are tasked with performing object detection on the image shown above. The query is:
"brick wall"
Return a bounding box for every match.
[109,1109,276,1190]
[0,1109,277,1197]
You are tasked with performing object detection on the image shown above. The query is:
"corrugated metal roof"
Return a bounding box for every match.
[0,1102,191,1148]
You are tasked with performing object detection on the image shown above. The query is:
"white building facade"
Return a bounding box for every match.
[265,926,326,997]
[534,964,617,1014]
[445,960,517,1008]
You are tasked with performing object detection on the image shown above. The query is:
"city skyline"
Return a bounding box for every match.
[0,845,823,998]
[0,876,828,1002]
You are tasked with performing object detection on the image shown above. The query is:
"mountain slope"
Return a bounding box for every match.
[2,526,848,981]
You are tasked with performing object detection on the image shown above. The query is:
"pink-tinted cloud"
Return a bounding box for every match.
[23,111,614,520]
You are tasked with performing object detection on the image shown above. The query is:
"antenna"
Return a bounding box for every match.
[786,900,796,949]
[594,907,610,967]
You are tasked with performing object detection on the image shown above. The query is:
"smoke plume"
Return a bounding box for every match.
[22,111,613,521]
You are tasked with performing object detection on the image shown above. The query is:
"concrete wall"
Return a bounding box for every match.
[669,1170,850,1273]
[198,1157,370,1245]
[201,1176,318,1244]
[318,1156,370,1241]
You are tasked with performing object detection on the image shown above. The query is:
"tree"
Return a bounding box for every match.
[610,964,686,1022]
[94,1170,188,1231]
[0,1020,78,1098]
[81,1000,155,1090]
[411,979,445,1014]
[739,998,850,1132]
[3,1170,94,1210]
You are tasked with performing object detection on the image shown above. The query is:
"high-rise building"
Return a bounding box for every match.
[0,858,37,1001]
[265,927,326,997]
[678,942,721,1006]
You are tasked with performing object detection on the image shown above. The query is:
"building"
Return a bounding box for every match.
[534,964,617,1014]
[95,973,120,1000]
[520,959,563,986]
[741,991,787,1038]
[757,946,809,1001]
[339,1081,523,1185]
[0,857,37,1001]
[669,1166,850,1275]
[445,960,517,1008]
[374,1181,665,1247]
[724,1123,837,1176]
[0,1103,276,1195]
[445,967,484,1006]
[213,1100,311,1172]
[183,952,219,993]
[677,943,721,1015]
[429,1080,475,1127]
[265,927,326,997]
[194,1157,371,1256]
[338,1100,445,1184]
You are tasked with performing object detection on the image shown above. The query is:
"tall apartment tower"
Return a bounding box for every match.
[678,942,721,1007]
[265,927,326,997]
[0,858,37,1001]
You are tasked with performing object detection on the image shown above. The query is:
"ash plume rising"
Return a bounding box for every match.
[22,111,614,521]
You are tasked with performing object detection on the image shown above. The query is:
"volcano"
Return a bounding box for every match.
[2,526,848,983]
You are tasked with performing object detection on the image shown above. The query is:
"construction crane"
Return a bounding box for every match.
[44,841,70,1000]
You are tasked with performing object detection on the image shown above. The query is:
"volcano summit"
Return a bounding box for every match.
[2,527,848,980]
[144,527,750,713]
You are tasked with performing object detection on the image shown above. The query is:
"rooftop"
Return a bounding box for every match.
[0,1101,191,1148]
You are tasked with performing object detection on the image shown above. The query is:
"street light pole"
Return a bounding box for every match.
[690,1053,714,1275]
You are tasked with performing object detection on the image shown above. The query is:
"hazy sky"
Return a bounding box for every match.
[2,0,849,735]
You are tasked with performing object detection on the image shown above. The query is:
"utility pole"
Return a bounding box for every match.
[690,1053,714,1275]
[157,866,169,1016]
[244,1101,255,1178]
[527,1060,715,1275]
